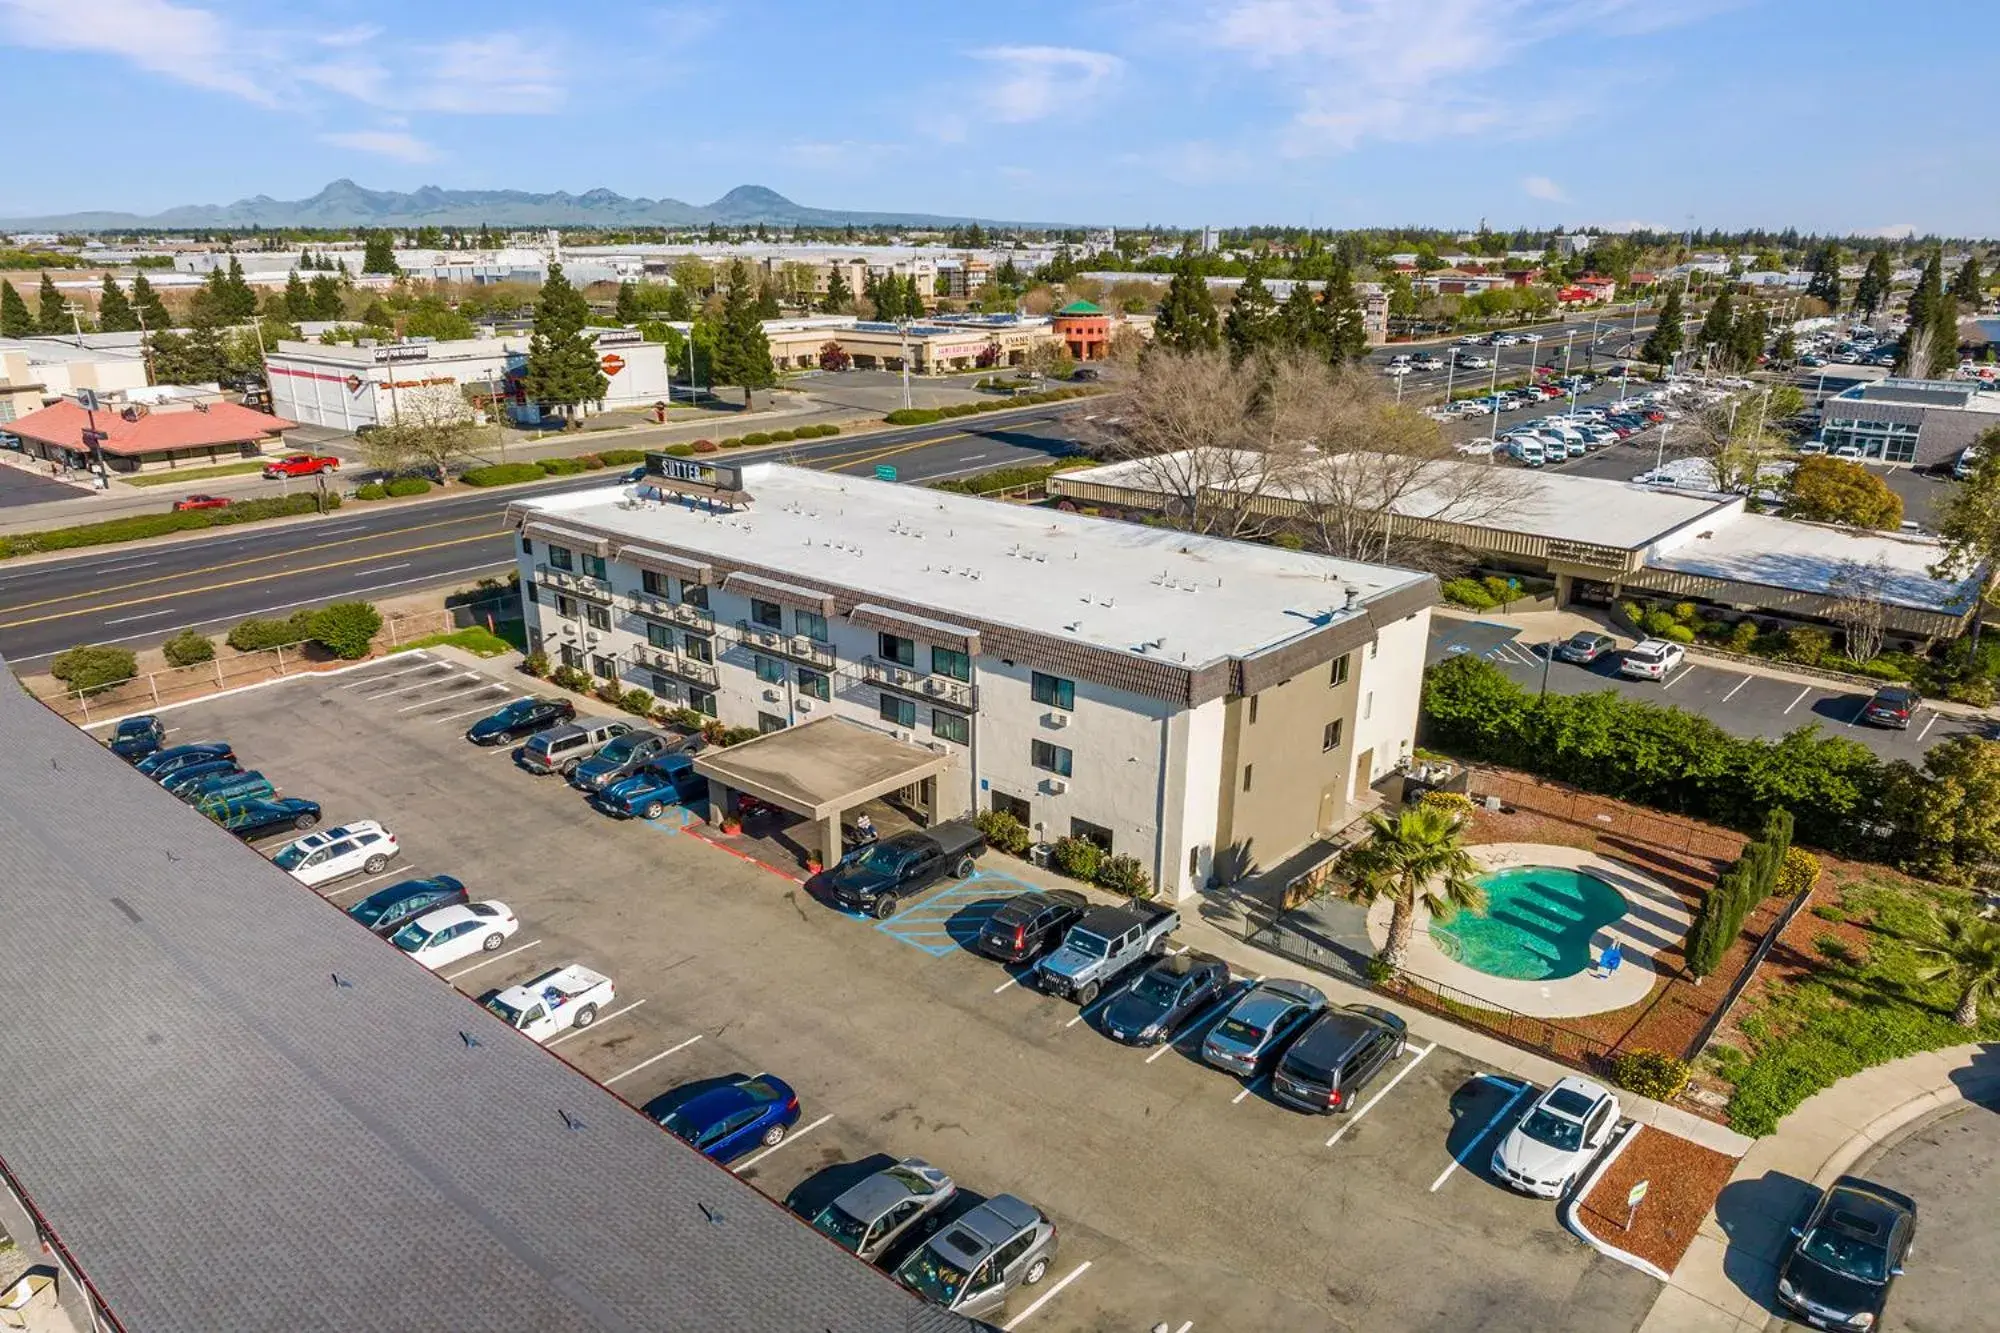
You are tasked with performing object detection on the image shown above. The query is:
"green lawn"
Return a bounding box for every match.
[122,461,273,487]
[1725,876,2000,1136]
[387,624,525,658]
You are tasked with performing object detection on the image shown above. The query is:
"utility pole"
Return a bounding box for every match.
[897,316,912,411]
[73,387,109,490]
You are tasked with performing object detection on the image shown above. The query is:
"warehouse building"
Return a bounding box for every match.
[508,461,1437,898]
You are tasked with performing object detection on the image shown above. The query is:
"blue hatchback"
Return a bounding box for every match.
[646,1075,800,1163]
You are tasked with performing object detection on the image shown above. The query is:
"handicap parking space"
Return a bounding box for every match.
[872,868,1037,957]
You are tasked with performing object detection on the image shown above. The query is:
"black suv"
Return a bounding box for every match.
[466,696,576,746]
[975,889,1090,965]
[108,715,166,762]
[1272,1004,1408,1114]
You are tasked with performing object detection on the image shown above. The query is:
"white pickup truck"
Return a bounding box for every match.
[482,965,615,1042]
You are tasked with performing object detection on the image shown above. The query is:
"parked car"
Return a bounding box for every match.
[272,820,399,887]
[158,758,241,794]
[519,717,633,777]
[823,819,986,918]
[592,753,708,819]
[1618,639,1686,681]
[569,729,672,792]
[482,964,616,1041]
[1201,978,1328,1077]
[175,769,274,806]
[973,889,1091,966]
[1271,1004,1408,1114]
[809,1158,957,1265]
[1860,685,1920,729]
[392,901,519,969]
[107,715,165,761]
[1776,1178,1916,1332]
[137,742,233,779]
[646,1074,801,1163]
[1555,631,1617,665]
[347,875,468,937]
[1100,951,1231,1046]
[1490,1077,1622,1197]
[208,796,322,840]
[1412,354,1444,371]
[466,696,577,746]
[894,1194,1059,1320]
[1036,901,1181,1005]
[262,453,339,479]
[171,494,231,512]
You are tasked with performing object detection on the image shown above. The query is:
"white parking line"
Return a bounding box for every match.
[1325,1041,1435,1146]
[1429,1076,1536,1192]
[376,670,477,699]
[1231,1078,1261,1105]
[320,865,417,899]
[604,1034,703,1085]
[1721,675,1752,702]
[1001,1261,1091,1331]
[444,939,543,981]
[1661,665,1693,690]
[1847,697,1870,728]
[339,658,434,687]
[1916,712,1939,742]
[734,1114,832,1172]
[1065,988,1121,1029]
[430,692,514,725]
[395,681,501,713]
[994,974,1023,994]
[1783,686,1811,713]
[546,999,647,1047]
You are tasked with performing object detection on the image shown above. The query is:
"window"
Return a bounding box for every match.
[751,598,783,630]
[584,603,611,631]
[646,622,674,650]
[1031,672,1075,710]
[879,693,916,728]
[932,709,968,745]
[688,687,717,717]
[650,672,674,698]
[683,633,712,663]
[757,712,786,734]
[520,536,533,555]
[642,569,669,597]
[681,582,710,610]
[755,655,786,684]
[558,643,582,669]
[797,667,829,701]
[1329,654,1350,687]
[795,609,828,642]
[1069,818,1112,852]
[548,545,574,571]
[931,646,971,682]
[1368,642,1378,660]
[591,653,617,678]
[1189,846,1201,876]
[1363,691,1373,720]
[583,554,607,581]
[1242,764,1253,792]
[878,632,915,667]
[1323,719,1343,751]
[1248,695,1259,724]
[1031,739,1072,777]
[554,594,579,621]
[991,791,1031,825]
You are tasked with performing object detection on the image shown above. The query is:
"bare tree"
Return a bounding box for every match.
[1827,558,1892,663]
[360,384,493,482]
[1686,389,1787,496]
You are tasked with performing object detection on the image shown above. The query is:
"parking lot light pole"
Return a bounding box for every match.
[1653,422,1672,474]
[1486,355,1501,445]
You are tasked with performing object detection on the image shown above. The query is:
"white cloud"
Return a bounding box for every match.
[1862,223,1918,240]
[1522,174,1567,202]
[319,129,439,164]
[0,0,278,105]
[971,45,1123,123]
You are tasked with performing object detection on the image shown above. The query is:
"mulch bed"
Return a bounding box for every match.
[1574,1125,1738,1275]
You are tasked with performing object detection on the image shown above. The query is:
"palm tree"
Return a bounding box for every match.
[1915,910,2000,1028]
[1339,805,1486,970]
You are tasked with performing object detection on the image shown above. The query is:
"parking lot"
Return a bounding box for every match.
[123,653,1665,1332]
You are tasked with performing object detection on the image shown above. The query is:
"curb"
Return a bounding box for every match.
[1560,1122,1673,1282]
[1810,1068,2000,1187]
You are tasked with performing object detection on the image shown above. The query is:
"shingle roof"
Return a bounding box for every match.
[6,399,294,457]
[0,666,973,1333]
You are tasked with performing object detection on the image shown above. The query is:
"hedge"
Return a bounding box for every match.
[383,477,432,497]
[595,449,646,465]
[664,444,696,457]
[885,389,1095,428]
[354,482,388,500]
[160,630,216,667]
[49,644,137,695]
[931,460,1088,496]
[539,457,587,475]
[718,437,745,448]
[0,492,341,560]
[885,408,944,426]
[458,462,547,487]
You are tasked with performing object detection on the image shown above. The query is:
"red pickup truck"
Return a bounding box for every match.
[262,453,339,479]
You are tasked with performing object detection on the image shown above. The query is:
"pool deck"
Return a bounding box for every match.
[1366,842,1692,1019]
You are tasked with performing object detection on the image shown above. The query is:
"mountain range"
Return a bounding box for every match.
[0,181,1075,232]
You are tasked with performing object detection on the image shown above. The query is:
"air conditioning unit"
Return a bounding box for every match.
[797,698,814,712]
[1045,711,1070,728]
[1044,778,1068,794]
[762,688,781,703]
[893,669,912,685]
[584,631,601,646]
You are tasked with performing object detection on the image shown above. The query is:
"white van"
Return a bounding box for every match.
[1508,438,1546,467]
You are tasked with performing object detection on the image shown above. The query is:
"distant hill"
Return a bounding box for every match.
[0,180,1077,232]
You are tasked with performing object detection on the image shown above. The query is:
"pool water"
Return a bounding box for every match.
[1430,866,1629,981]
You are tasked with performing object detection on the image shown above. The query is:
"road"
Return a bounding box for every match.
[0,403,1094,664]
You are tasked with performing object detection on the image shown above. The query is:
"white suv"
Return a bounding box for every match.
[273,820,400,887]
[1618,639,1686,681]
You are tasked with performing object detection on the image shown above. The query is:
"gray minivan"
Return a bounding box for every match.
[894,1193,1058,1319]
[518,718,632,777]
[1271,1004,1409,1114]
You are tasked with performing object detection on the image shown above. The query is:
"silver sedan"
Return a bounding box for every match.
[1200,978,1328,1077]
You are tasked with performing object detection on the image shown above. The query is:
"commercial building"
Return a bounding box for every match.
[758,314,1065,374]
[5,396,295,474]
[508,461,1437,898]
[0,336,150,424]
[1052,301,1111,361]
[1818,377,2000,468]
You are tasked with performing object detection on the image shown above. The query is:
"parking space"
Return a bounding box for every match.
[120,660,1664,1332]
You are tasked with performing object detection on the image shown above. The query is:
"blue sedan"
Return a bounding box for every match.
[137,743,233,779]
[592,756,707,820]
[645,1075,800,1163]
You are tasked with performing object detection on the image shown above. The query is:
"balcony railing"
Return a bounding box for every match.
[630,592,714,630]
[737,621,837,670]
[863,656,978,710]
[536,564,612,601]
[632,646,719,688]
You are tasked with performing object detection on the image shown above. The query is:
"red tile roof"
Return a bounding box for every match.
[7,399,295,457]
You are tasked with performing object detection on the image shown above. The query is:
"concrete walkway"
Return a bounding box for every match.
[1639,1042,2000,1331]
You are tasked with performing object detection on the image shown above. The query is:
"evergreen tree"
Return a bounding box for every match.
[1222,266,1277,361]
[299,247,314,272]
[1854,250,1893,317]
[1929,287,1961,378]
[520,262,608,423]
[147,326,228,385]
[1951,255,1983,305]
[1696,286,1735,365]
[36,271,67,334]
[1898,251,1944,376]
[1317,263,1372,365]
[361,230,400,275]
[615,281,641,325]
[307,273,344,321]
[130,272,171,330]
[97,276,138,333]
[1642,285,1685,367]
[754,282,781,320]
[1154,256,1220,353]
[821,267,853,314]
[1276,281,1325,358]
[663,284,694,322]
[1727,305,1768,370]
[902,273,925,317]
[710,259,776,407]
[0,280,32,338]
[282,271,313,321]
[1803,242,1842,308]
[222,256,258,319]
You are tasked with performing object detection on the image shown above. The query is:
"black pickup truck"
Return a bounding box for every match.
[823,819,986,918]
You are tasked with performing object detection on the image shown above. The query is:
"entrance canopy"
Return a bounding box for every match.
[692,716,951,821]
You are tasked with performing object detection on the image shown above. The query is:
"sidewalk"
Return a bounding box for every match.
[1639,1042,2000,1331]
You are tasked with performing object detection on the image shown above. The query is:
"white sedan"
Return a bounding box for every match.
[1491,1077,1622,1197]
[392,901,520,970]
[1618,639,1686,681]
[273,820,399,887]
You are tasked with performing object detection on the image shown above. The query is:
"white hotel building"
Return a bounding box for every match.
[508,461,1436,901]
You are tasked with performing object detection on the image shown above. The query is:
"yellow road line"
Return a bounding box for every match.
[0,530,508,630]
[816,432,974,472]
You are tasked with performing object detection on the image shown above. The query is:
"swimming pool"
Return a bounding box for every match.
[1429,866,1629,981]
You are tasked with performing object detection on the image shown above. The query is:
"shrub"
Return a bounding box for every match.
[354,482,388,500]
[458,462,547,487]
[664,706,709,733]
[1049,835,1104,880]
[1419,790,1476,816]
[617,687,655,717]
[550,664,594,693]
[0,492,340,560]
[595,449,645,465]
[1661,623,1696,644]
[1440,577,1498,610]
[1610,1049,1691,1101]
[766,429,795,442]
[596,680,625,705]
[574,454,606,470]
[691,439,719,454]
[49,644,137,695]
[719,437,744,449]
[741,432,771,446]
[1616,600,1646,630]
[308,600,382,659]
[1642,608,1680,636]
[975,809,1032,855]
[1364,956,1397,984]
[1780,626,1833,665]
[160,630,216,668]
[813,424,840,437]
[664,444,697,457]
[522,650,550,677]
[1727,619,1760,653]
[884,408,944,425]
[1672,602,1699,624]
[1095,853,1153,898]
[227,610,316,652]
[1480,575,1514,605]
[539,457,586,475]
[383,477,432,497]
[1777,846,1822,899]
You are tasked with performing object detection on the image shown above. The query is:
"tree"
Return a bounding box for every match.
[520,263,608,423]
[1804,242,1842,309]
[1914,911,2000,1027]
[361,231,400,275]
[401,301,475,341]
[308,601,384,659]
[147,326,228,384]
[130,272,171,330]
[97,276,138,333]
[817,341,851,372]
[709,259,775,408]
[1223,267,1278,361]
[1317,264,1372,366]
[359,384,490,480]
[663,283,695,322]
[1951,255,1983,305]
[1882,736,2000,884]
[821,267,853,315]
[220,257,258,319]
[1696,286,1734,365]
[36,270,67,334]
[754,281,781,320]
[2,280,34,337]
[307,273,345,321]
[1929,427,2000,649]
[1783,456,1902,530]
[615,281,642,325]
[1275,281,1326,359]
[282,271,313,321]
[1154,256,1221,353]
[1898,250,1946,376]
[1336,805,1485,970]
[1726,304,1768,370]
[1853,250,1893,317]
[1023,339,1075,382]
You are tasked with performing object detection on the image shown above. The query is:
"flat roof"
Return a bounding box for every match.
[693,716,952,817]
[1648,513,1978,614]
[0,668,972,1333]
[519,463,1432,669]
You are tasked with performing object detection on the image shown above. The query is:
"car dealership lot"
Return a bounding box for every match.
[137,656,1662,1332]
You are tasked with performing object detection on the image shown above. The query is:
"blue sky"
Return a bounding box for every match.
[0,0,1990,234]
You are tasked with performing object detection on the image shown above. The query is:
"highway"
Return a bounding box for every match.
[0,403,1095,664]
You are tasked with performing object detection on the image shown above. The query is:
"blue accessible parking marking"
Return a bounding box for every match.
[874,869,1036,957]
[639,805,696,836]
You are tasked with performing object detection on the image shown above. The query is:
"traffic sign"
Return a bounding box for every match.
[601,353,627,376]
[1626,1179,1649,1208]
[874,464,897,482]
[73,388,99,412]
